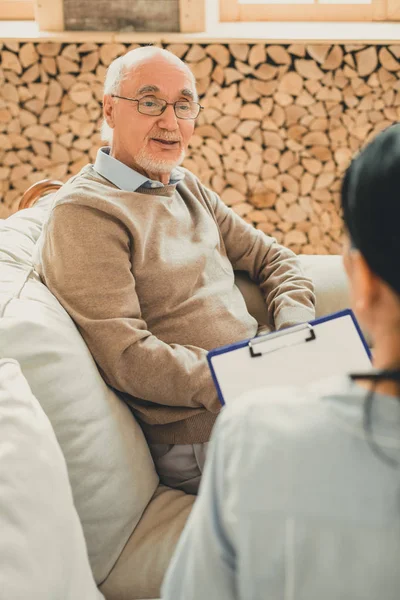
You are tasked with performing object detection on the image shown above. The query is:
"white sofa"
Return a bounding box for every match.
[0,185,351,599]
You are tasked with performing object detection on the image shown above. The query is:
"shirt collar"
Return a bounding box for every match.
[93,146,185,192]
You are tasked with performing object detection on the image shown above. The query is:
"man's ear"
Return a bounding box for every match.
[103,95,115,128]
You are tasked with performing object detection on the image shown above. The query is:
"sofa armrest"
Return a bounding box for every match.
[298,254,349,318]
[234,254,350,325]
[18,180,62,210]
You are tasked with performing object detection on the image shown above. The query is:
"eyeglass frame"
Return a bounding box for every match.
[110,94,204,120]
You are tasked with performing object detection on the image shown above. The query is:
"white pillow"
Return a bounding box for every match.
[0,358,103,600]
[0,203,159,584]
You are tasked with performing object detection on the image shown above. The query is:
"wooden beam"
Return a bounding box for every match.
[219,0,240,22]
[179,0,206,32]
[387,0,400,19]
[34,0,64,30]
[0,0,34,20]
[219,0,388,22]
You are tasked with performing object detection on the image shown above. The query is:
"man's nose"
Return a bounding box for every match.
[157,104,179,130]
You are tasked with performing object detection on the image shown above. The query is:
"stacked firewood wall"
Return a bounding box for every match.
[1,41,399,253]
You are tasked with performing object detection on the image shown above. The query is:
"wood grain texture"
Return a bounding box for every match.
[179,0,206,33]
[219,0,393,22]
[0,0,34,20]
[35,0,64,31]
[18,179,62,209]
[387,0,400,19]
[64,0,179,32]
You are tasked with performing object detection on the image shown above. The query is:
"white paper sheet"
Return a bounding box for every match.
[209,312,371,405]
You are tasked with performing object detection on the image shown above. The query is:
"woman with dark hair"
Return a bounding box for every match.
[162,124,400,600]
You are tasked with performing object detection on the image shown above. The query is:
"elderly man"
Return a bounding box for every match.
[36,46,315,494]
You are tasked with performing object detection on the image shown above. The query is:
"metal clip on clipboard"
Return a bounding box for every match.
[248,323,316,358]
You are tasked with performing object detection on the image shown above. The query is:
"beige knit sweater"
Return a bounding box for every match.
[36,165,315,444]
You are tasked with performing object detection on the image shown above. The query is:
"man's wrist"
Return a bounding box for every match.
[274,307,316,331]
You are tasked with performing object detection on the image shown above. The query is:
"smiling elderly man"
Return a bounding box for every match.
[36,46,315,494]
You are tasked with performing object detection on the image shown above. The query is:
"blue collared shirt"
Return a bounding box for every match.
[93,146,185,192]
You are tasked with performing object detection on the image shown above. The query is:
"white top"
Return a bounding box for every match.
[162,375,400,600]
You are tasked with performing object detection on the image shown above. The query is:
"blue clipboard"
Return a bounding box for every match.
[207,309,371,406]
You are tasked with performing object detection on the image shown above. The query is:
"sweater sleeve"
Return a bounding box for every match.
[37,203,220,414]
[205,188,316,330]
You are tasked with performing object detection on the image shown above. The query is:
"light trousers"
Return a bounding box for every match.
[149,442,209,494]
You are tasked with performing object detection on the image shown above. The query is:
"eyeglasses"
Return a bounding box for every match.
[111,94,203,120]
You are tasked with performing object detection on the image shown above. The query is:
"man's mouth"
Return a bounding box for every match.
[151,138,180,146]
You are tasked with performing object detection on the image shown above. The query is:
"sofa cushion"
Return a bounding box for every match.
[0,203,159,585]
[100,485,195,600]
[299,254,350,318]
[0,358,103,599]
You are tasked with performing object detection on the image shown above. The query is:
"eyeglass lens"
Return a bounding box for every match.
[138,96,200,119]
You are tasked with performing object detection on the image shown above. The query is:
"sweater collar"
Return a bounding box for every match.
[93,146,185,192]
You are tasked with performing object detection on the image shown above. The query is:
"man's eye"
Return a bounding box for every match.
[177,103,190,111]
[143,100,157,107]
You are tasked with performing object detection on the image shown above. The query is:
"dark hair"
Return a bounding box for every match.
[341,123,400,297]
[344,125,400,465]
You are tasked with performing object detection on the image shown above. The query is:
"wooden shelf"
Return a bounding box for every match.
[2,19,400,43]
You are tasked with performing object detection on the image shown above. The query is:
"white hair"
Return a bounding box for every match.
[100,46,197,143]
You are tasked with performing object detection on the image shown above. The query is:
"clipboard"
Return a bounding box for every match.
[207,309,371,406]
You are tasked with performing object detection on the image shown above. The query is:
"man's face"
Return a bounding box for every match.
[104,57,196,175]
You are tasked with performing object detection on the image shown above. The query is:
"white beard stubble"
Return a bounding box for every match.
[135,141,186,174]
